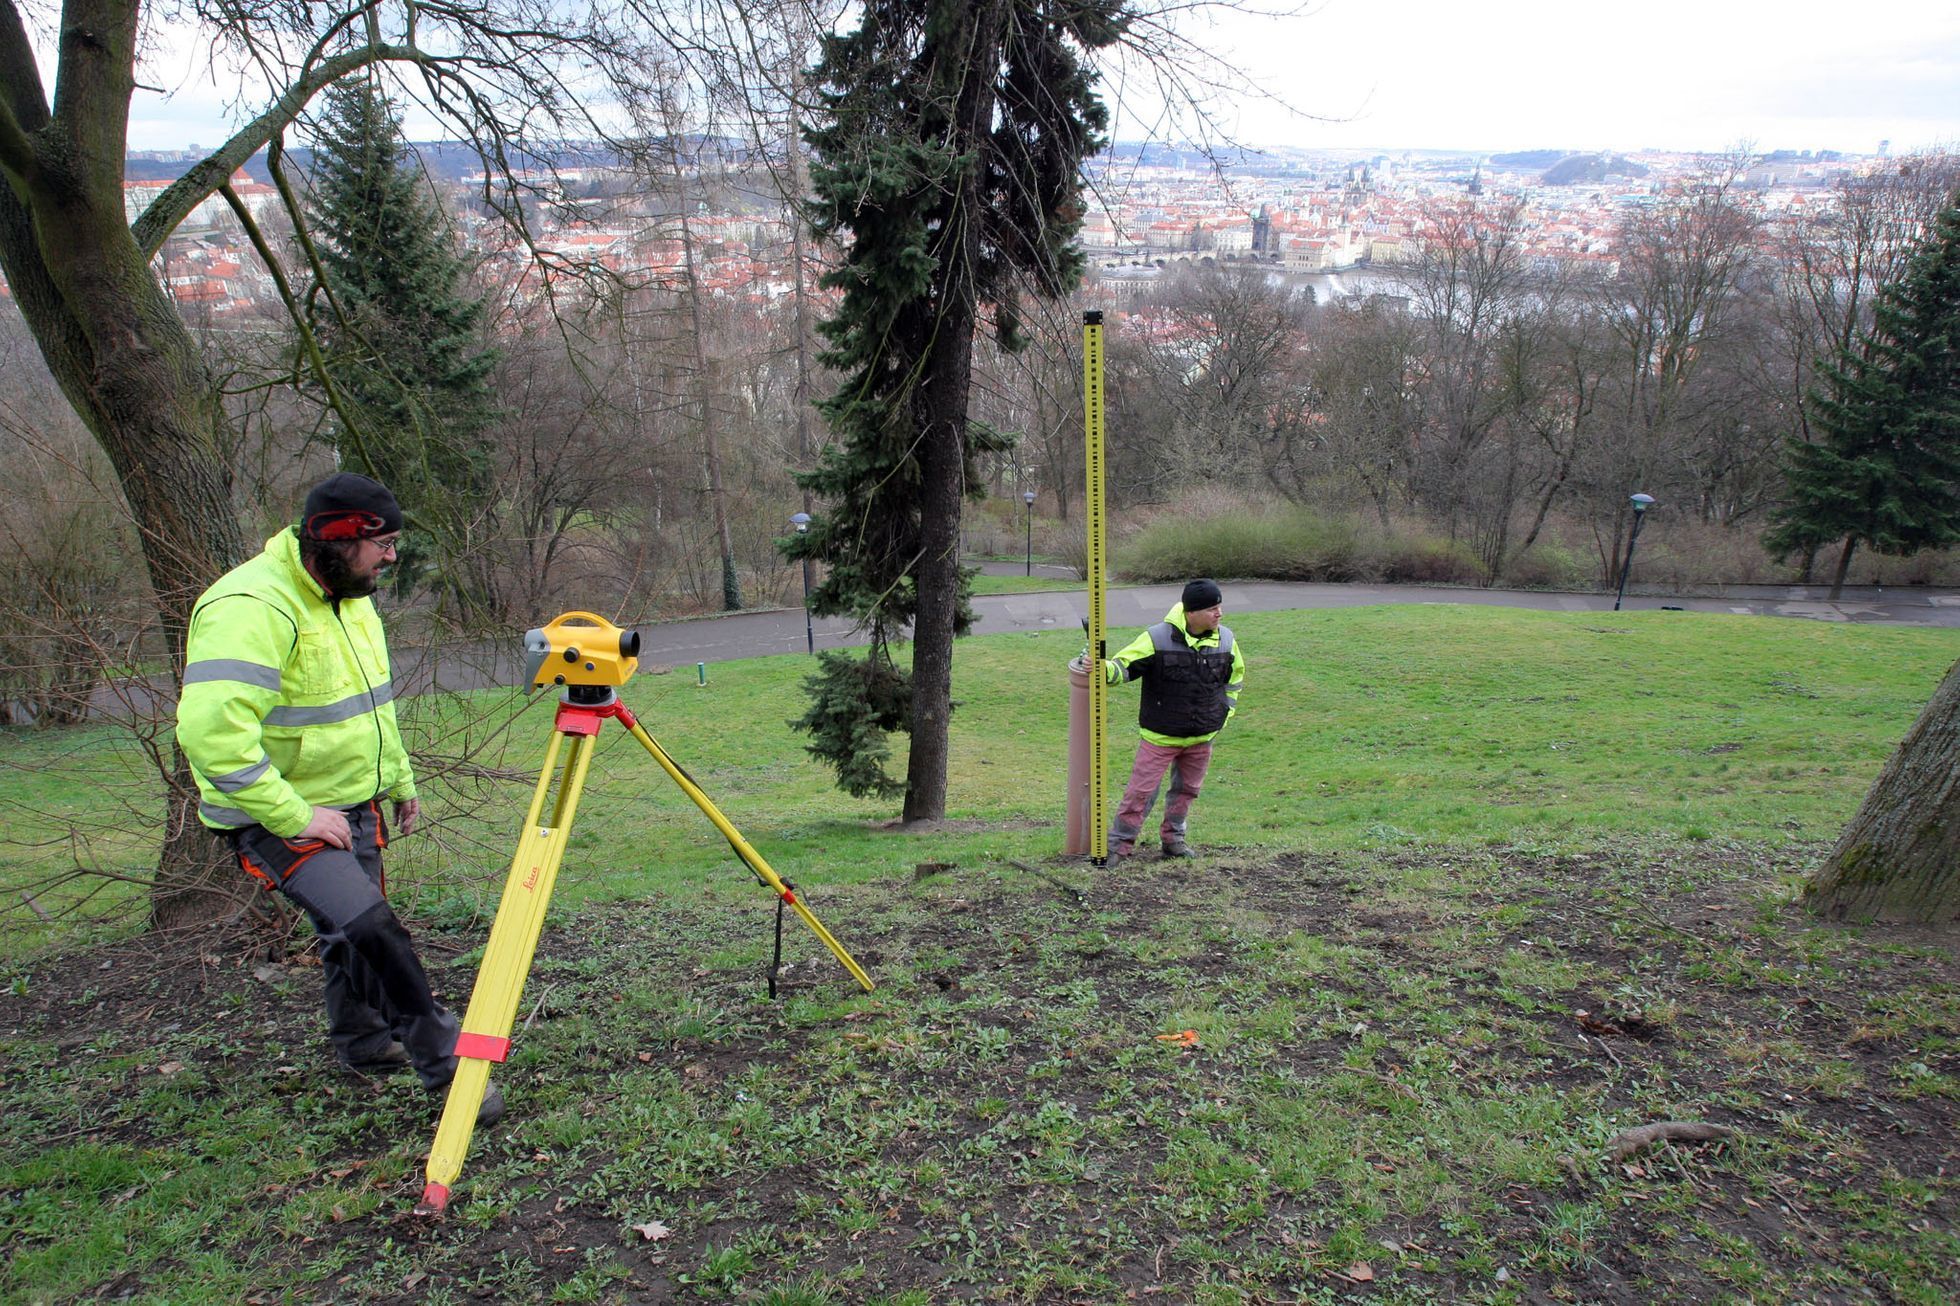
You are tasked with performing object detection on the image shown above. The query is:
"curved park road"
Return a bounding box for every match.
[398,575,1960,698]
[74,576,1960,719]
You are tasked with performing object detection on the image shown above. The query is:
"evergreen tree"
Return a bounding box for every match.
[306,79,499,604]
[1765,196,1960,598]
[789,0,1126,818]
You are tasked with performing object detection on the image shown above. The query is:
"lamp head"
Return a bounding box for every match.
[790,511,811,534]
[1630,493,1656,514]
[1023,490,1036,505]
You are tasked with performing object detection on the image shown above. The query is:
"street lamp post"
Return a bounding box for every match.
[1613,493,1656,611]
[790,512,814,654]
[1023,489,1037,577]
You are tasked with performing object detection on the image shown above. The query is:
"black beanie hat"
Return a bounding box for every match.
[302,472,403,542]
[1181,578,1222,611]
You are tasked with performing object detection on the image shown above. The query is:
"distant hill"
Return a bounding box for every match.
[1103,142,1262,171]
[1489,150,1567,169]
[1540,153,1651,185]
[122,138,766,186]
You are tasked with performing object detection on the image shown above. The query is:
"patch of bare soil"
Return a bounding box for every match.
[5,844,1956,1303]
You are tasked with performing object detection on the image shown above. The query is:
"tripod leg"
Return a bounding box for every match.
[418,727,598,1213]
[615,707,875,993]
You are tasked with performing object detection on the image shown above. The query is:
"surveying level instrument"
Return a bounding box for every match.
[416,612,875,1215]
[1082,310,1110,866]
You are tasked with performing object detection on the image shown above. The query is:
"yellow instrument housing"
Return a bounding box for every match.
[523,612,641,689]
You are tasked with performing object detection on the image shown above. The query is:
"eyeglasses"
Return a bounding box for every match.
[369,534,403,555]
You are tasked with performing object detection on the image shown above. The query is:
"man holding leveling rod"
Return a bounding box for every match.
[1102,578,1244,860]
[175,472,501,1126]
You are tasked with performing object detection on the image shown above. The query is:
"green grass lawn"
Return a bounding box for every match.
[966,572,1077,596]
[2,605,1957,1303]
[4,606,1955,942]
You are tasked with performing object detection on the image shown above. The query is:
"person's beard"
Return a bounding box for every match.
[313,541,379,598]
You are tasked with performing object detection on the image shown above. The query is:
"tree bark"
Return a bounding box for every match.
[787,74,816,513]
[901,0,1006,825]
[1828,535,1857,601]
[1805,657,1960,925]
[0,6,246,925]
[676,191,741,612]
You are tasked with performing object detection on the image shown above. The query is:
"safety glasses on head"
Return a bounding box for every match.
[306,510,389,542]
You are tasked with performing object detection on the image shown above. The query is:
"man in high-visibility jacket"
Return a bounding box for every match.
[177,472,499,1125]
[1102,579,1245,860]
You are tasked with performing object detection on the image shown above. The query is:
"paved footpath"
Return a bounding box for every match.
[420,575,1960,690]
[80,575,1960,718]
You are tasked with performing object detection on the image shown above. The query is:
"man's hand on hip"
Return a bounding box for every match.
[393,797,420,836]
[301,806,353,849]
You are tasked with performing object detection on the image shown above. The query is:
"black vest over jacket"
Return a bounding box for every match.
[1137,622,1236,737]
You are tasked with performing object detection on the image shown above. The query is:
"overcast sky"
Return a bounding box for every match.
[1146,0,1960,156]
[106,0,1960,157]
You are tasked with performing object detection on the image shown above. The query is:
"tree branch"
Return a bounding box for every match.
[1605,1120,1735,1162]
[216,178,361,448]
[133,37,424,256]
[48,0,144,194]
[0,0,51,176]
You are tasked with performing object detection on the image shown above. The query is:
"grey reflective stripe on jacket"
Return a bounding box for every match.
[206,757,273,792]
[265,681,397,727]
[199,799,257,827]
[183,659,283,690]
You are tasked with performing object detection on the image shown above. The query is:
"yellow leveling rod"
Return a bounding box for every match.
[1082,310,1109,865]
[419,718,596,1215]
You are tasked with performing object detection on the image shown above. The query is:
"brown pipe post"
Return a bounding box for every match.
[1066,656,1093,853]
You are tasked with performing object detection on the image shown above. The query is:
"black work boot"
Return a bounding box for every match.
[1161,839,1196,859]
[475,1081,506,1128]
[337,1040,411,1077]
[429,1078,506,1129]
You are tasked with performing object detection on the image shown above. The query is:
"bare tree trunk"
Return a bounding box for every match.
[1805,658,1960,924]
[677,196,740,611]
[907,382,968,824]
[789,91,816,520]
[155,755,243,930]
[1828,536,1857,601]
[1797,542,1818,584]
[901,0,1005,825]
[0,56,246,926]
[792,246,813,482]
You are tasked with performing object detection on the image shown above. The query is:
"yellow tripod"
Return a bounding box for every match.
[416,614,875,1215]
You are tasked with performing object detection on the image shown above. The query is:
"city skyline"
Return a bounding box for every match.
[28,0,1960,158]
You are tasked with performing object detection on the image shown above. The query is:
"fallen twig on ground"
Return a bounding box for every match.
[1007,859,1087,904]
[1584,1032,1625,1068]
[1606,1120,1736,1162]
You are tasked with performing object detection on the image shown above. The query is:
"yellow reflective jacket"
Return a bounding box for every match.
[176,528,416,836]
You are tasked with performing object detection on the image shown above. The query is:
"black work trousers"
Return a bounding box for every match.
[231,801,459,1089]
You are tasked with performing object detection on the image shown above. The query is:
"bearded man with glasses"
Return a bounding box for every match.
[176,472,502,1126]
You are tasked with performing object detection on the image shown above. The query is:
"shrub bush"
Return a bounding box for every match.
[1115,506,1367,583]
[1379,537,1481,580]
[1861,546,1960,587]
[1498,542,1590,590]
[1366,533,1489,585]
[962,509,1013,558]
[1632,519,1780,589]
